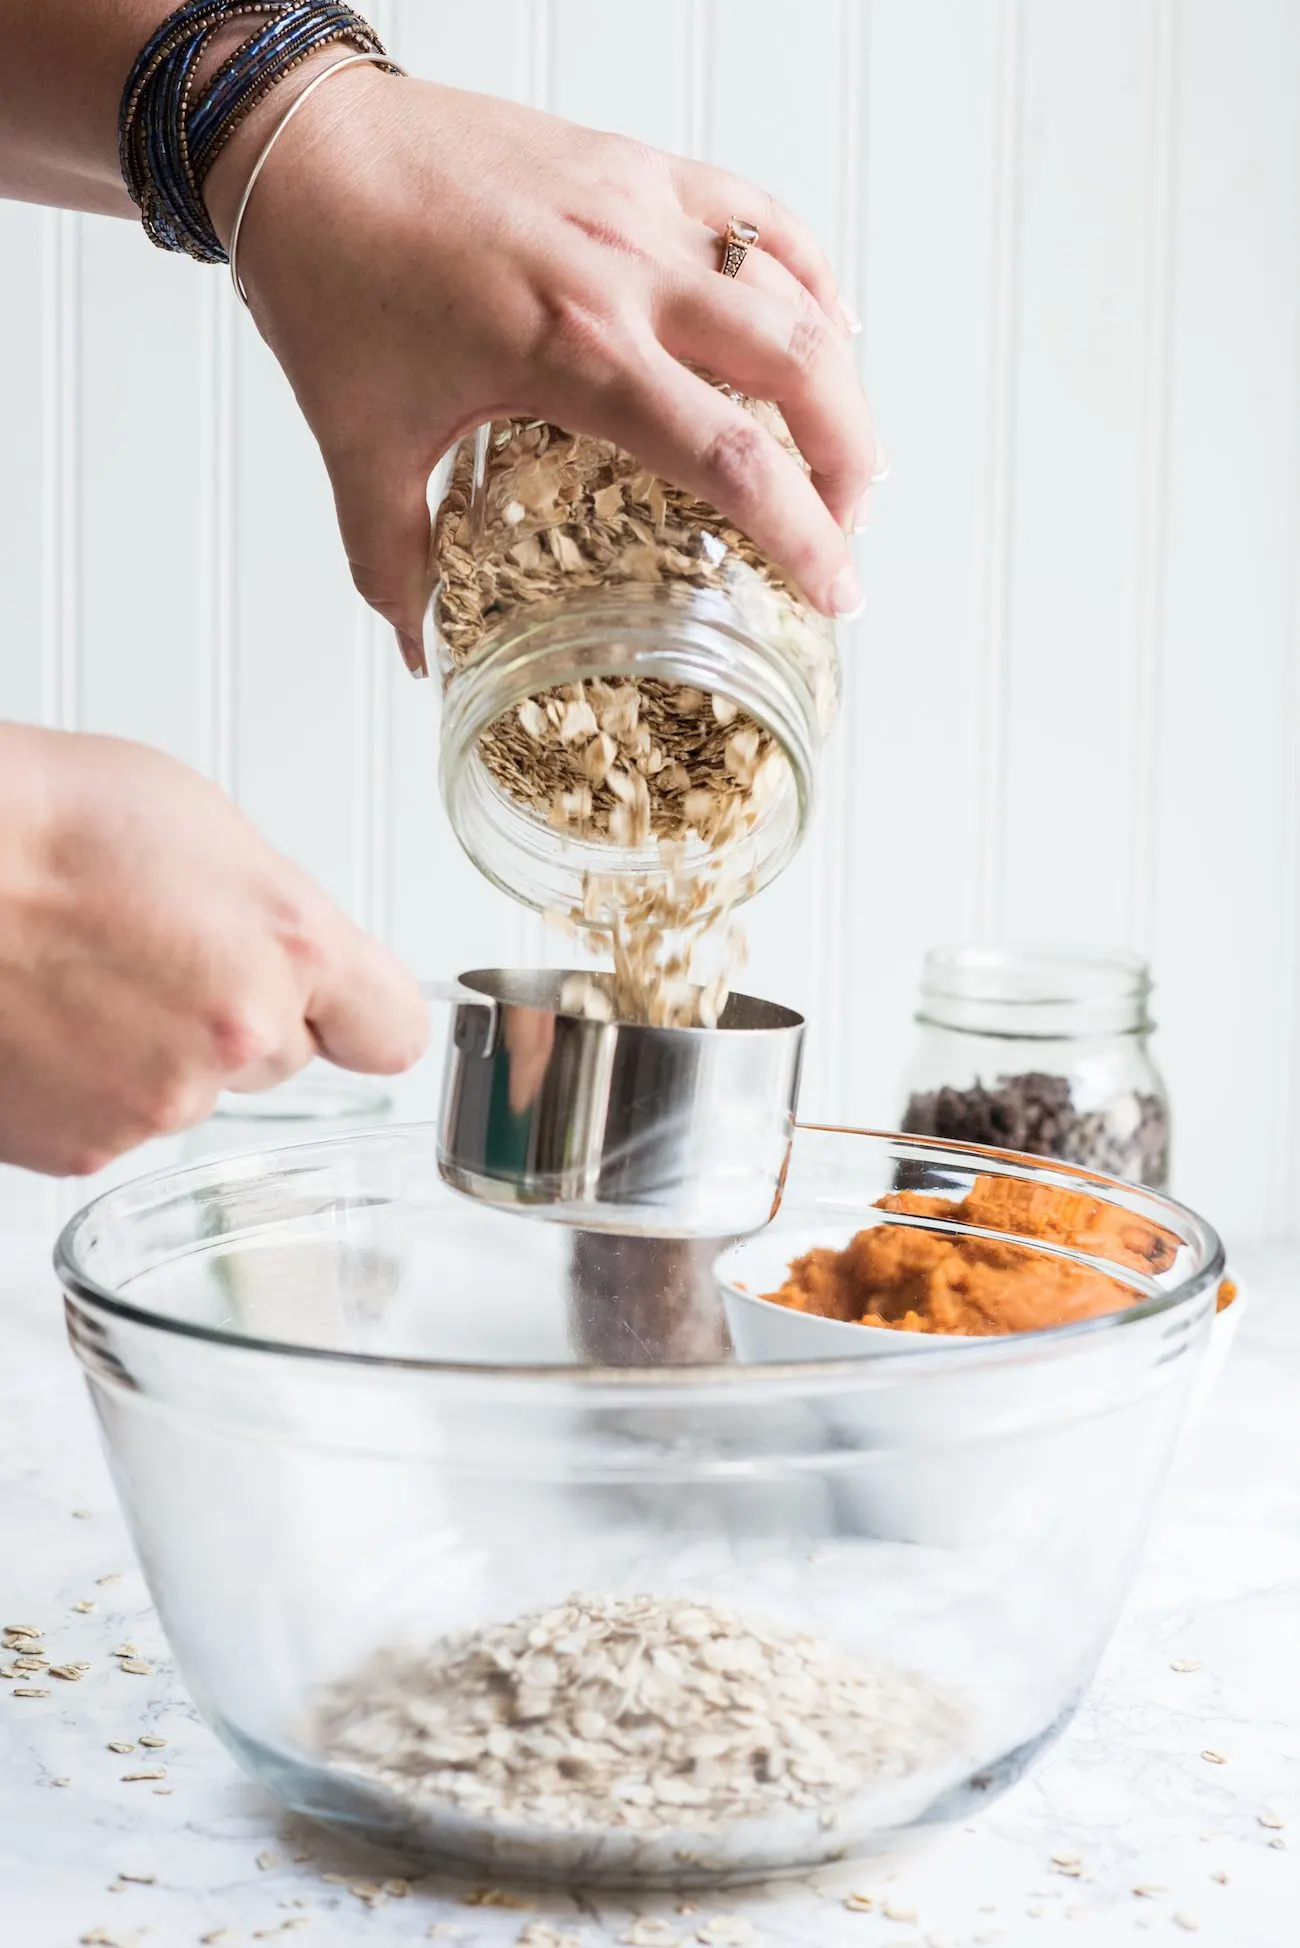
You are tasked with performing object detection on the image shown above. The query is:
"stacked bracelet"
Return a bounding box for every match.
[119,0,402,264]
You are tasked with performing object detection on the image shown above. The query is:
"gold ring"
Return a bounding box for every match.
[720,217,759,279]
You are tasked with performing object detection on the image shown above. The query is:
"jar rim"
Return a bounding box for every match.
[438,584,821,922]
[917,946,1154,1039]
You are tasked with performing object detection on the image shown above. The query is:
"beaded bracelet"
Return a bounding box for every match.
[119,0,401,264]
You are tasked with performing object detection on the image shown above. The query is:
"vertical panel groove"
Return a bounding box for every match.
[685,0,713,161]
[969,0,1025,940]
[827,0,869,1116]
[42,211,83,733]
[530,0,555,110]
[353,0,394,937]
[521,0,556,965]
[1129,0,1179,954]
[198,280,237,795]
[1278,21,1300,1235]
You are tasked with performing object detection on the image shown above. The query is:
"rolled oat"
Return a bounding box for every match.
[433,415,837,1027]
[311,1594,964,1850]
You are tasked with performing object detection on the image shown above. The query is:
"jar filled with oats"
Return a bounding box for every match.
[428,405,840,1023]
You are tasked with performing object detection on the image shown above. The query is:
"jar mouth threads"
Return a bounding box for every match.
[430,412,840,1024]
[438,584,820,922]
[899,943,1170,1190]
[917,946,1154,1041]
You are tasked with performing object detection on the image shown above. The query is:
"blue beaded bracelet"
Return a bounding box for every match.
[119,0,398,264]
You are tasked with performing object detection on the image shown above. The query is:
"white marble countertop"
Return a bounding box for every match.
[1,1184,1296,1948]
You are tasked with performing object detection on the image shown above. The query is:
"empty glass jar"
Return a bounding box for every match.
[896,947,1171,1189]
[427,406,840,923]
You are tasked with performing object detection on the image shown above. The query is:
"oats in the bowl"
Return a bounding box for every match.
[309,1593,966,1848]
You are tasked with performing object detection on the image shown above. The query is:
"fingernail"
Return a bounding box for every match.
[838,295,863,334]
[396,628,429,679]
[871,443,891,485]
[829,565,865,620]
[852,491,873,534]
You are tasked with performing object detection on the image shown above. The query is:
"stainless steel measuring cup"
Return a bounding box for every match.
[425,969,804,1238]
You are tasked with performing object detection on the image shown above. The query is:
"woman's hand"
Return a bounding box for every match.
[0,725,428,1177]
[207,74,881,672]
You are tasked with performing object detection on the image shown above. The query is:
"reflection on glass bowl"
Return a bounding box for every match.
[55,1125,1222,1888]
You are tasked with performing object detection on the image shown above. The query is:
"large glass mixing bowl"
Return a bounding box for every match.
[55,1126,1222,1888]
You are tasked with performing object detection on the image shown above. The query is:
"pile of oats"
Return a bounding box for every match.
[432,414,838,1027]
[310,1593,964,1843]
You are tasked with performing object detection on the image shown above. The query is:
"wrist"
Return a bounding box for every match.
[201,45,390,257]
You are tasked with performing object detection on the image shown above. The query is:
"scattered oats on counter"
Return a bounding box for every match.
[693,1920,755,1947]
[310,1593,965,1852]
[515,1925,582,1948]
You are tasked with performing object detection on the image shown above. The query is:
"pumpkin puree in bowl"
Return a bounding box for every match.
[762,1176,1230,1338]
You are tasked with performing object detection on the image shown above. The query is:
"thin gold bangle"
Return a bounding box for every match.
[227,49,404,307]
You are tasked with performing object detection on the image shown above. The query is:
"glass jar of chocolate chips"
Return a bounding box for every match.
[897,947,1171,1190]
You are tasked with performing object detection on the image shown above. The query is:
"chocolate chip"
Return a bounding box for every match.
[901,1076,1169,1188]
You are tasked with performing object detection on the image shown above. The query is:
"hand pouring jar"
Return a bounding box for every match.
[421,405,836,1249]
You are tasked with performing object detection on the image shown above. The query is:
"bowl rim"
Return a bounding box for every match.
[53,1121,1225,1386]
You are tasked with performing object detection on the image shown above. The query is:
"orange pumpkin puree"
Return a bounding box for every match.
[762,1175,1217,1338]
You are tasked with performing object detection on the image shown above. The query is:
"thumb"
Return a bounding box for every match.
[328,451,432,678]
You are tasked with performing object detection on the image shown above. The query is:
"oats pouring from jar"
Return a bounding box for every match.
[431,407,841,1025]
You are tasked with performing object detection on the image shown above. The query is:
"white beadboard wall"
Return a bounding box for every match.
[2,0,1300,1246]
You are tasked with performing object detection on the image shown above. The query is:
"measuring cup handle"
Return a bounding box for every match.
[419,979,500,1059]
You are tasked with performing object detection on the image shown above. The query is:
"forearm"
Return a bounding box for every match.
[0,1,339,229]
[0,1,170,216]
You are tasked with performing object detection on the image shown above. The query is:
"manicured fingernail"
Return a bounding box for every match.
[829,565,864,619]
[871,443,891,484]
[396,628,429,679]
[838,295,862,334]
[852,491,873,534]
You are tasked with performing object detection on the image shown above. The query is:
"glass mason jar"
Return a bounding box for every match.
[427,406,840,923]
[896,947,1171,1189]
